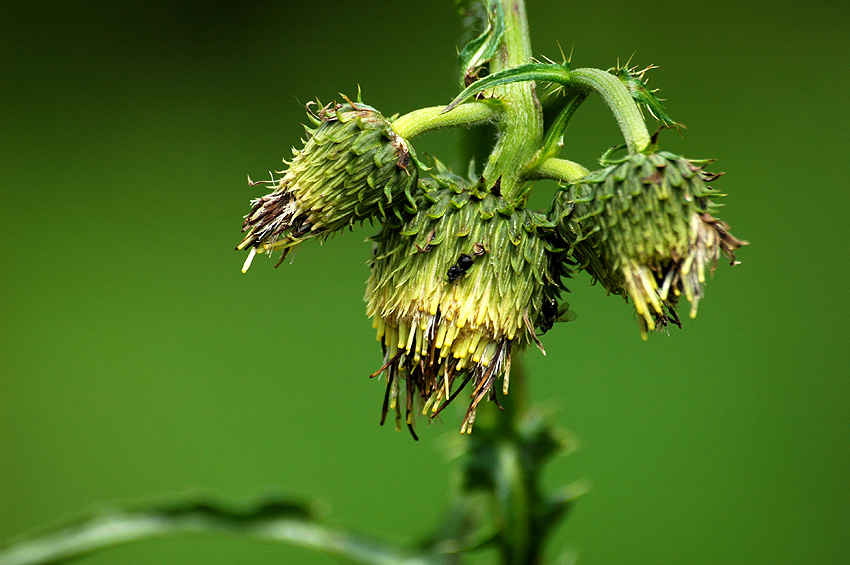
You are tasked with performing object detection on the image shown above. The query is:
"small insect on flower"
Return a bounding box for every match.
[539,299,559,334]
[447,254,475,283]
[537,298,576,335]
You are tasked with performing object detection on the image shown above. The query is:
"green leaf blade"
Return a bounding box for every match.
[444,63,571,114]
[0,495,433,565]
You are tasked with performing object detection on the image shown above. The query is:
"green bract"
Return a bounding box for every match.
[564,151,746,338]
[365,173,568,436]
[238,100,417,271]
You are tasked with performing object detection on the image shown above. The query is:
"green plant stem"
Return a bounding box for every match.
[391,102,497,140]
[480,0,543,202]
[570,67,651,154]
[442,64,651,160]
[458,357,581,565]
[531,158,590,183]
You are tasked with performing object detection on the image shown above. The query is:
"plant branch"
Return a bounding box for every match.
[530,158,590,184]
[444,64,651,156]
[443,64,570,114]
[570,67,651,154]
[392,102,499,140]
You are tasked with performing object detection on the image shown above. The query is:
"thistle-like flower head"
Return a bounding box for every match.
[365,172,568,436]
[565,151,747,338]
[238,98,418,271]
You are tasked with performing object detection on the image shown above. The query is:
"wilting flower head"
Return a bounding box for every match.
[238,98,417,271]
[563,151,746,339]
[365,170,568,437]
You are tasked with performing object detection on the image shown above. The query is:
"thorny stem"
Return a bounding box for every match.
[451,7,575,562]
[459,359,578,565]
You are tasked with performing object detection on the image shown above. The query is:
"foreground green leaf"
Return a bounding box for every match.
[0,495,437,565]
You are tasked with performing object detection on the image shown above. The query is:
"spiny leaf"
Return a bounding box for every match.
[613,66,682,130]
[444,63,571,114]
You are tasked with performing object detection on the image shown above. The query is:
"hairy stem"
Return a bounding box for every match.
[531,158,590,183]
[392,102,498,140]
[571,67,651,154]
[481,0,544,202]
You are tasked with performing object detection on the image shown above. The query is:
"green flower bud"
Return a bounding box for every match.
[365,174,566,437]
[238,99,418,271]
[564,151,746,339]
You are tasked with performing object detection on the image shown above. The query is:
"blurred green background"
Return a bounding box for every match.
[2,0,848,563]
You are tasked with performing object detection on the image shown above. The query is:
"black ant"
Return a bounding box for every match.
[447,254,474,283]
[540,298,559,333]
[539,298,576,334]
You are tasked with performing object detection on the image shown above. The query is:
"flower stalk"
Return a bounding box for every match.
[391,101,498,140]
[569,67,651,155]
[530,158,589,183]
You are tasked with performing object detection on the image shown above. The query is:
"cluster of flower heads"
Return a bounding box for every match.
[239,97,744,437]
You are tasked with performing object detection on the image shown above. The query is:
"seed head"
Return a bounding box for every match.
[565,151,747,339]
[238,99,418,271]
[365,173,564,436]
